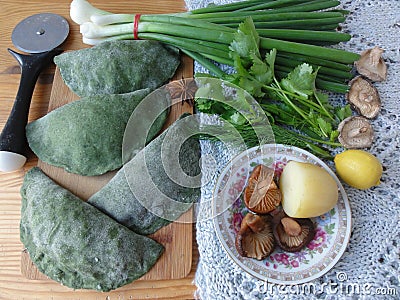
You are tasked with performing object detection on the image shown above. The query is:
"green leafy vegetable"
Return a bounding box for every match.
[195,18,352,157]
[71,0,359,93]
[280,63,316,99]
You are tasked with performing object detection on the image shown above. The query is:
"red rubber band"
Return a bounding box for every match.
[133,14,141,40]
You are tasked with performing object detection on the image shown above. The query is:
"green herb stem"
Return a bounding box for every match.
[271,125,334,158]
[198,123,334,158]
[140,15,235,33]
[277,52,353,72]
[181,50,227,77]
[260,37,360,64]
[138,22,234,45]
[262,102,330,125]
[142,23,359,68]
[296,130,342,147]
[137,32,232,61]
[201,53,234,66]
[313,91,335,121]
[188,0,267,14]
[227,17,346,30]
[297,98,334,120]
[274,68,350,93]
[257,29,351,44]
[275,56,353,80]
[237,0,317,12]
[186,11,345,23]
[313,73,344,84]
[315,78,350,93]
[261,82,308,100]
[267,0,341,13]
[271,78,315,128]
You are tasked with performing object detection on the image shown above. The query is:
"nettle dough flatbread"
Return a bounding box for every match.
[26,89,169,176]
[20,167,163,292]
[88,115,201,235]
[54,40,180,97]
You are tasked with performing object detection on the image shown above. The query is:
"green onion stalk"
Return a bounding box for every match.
[70,0,359,93]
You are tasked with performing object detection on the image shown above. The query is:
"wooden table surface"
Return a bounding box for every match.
[0,0,199,299]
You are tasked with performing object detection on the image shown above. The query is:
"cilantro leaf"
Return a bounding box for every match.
[314,91,332,109]
[228,18,276,98]
[335,104,352,121]
[228,111,247,125]
[265,49,277,76]
[280,63,316,99]
[250,53,273,86]
[229,17,261,65]
[233,75,265,98]
[195,97,213,112]
[317,117,332,137]
[330,130,339,142]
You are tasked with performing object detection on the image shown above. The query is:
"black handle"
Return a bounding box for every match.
[0,48,63,157]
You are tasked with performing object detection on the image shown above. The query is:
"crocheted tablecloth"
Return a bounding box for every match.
[184,0,400,299]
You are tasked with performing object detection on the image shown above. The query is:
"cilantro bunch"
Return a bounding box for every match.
[195,18,352,158]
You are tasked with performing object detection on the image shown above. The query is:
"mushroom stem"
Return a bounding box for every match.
[281,217,302,237]
[369,47,384,66]
[347,126,368,138]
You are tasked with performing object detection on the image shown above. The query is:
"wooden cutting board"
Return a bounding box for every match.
[20,54,194,282]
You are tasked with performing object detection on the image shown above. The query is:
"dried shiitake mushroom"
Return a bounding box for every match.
[273,216,315,252]
[347,76,381,119]
[235,213,275,260]
[355,47,387,82]
[338,116,374,148]
[244,164,281,214]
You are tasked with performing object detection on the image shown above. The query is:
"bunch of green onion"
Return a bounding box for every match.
[71,0,359,93]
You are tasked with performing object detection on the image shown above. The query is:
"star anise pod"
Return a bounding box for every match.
[166,78,198,106]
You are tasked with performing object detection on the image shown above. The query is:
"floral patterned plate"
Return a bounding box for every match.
[212,144,351,284]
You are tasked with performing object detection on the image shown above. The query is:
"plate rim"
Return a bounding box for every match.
[212,143,352,285]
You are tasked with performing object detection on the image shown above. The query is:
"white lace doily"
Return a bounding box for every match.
[184,0,400,299]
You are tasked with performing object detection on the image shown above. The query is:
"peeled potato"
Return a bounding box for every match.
[279,161,338,218]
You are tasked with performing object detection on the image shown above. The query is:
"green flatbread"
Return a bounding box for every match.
[54,40,180,97]
[26,89,169,176]
[20,167,163,292]
[88,114,201,235]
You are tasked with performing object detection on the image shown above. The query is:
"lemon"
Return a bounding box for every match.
[334,149,383,190]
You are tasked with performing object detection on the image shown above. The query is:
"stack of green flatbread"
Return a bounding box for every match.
[20,40,201,291]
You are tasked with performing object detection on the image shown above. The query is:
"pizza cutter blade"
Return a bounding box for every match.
[0,13,69,172]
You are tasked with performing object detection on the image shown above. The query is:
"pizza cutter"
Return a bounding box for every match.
[0,13,69,172]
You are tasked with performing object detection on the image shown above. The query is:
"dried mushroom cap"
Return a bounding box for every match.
[235,213,275,260]
[347,76,381,119]
[273,216,315,252]
[244,164,281,214]
[355,47,387,82]
[338,116,374,148]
